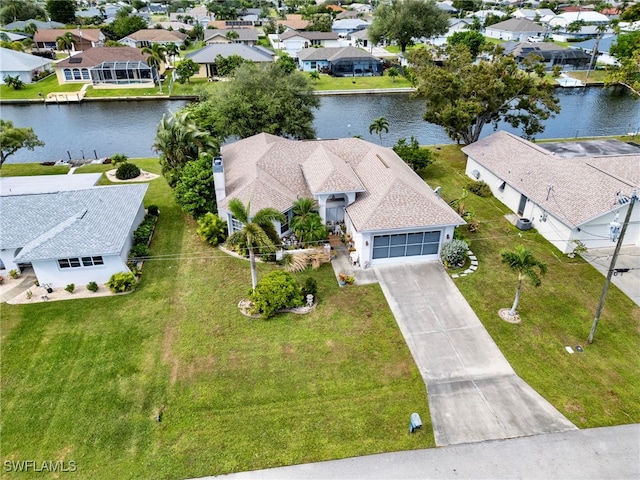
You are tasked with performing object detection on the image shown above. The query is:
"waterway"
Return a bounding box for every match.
[1,87,639,164]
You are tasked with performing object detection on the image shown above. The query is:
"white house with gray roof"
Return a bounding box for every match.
[0,47,52,84]
[214,134,464,266]
[462,131,640,254]
[186,44,274,77]
[0,181,148,287]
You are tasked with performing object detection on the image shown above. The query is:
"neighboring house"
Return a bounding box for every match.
[545,11,610,41]
[150,21,193,32]
[502,41,590,70]
[436,2,458,14]
[431,18,475,46]
[278,14,310,31]
[572,34,619,66]
[462,131,640,254]
[120,29,188,48]
[204,28,258,45]
[34,28,105,51]
[484,18,546,42]
[2,19,64,31]
[0,31,27,41]
[214,133,464,267]
[0,47,52,83]
[332,18,369,36]
[297,46,383,75]
[0,178,148,287]
[185,44,274,77]
[349,28,371,48]
[512,8,555,20]
[280,30,340,55]
[55,47,154,87]
[468,9,506,24]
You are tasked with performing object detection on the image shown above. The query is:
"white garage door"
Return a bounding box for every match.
[372,231,441,259]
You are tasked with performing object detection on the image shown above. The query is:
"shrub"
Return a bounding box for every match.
[133,214,157,246]
[65,283,75,293]
[392,136,435,171]
[115,162,141,180]
[467,180,492,197]
[9,269,19,279]
[26,289,33,299]
[174,155,216,219]
[110,153,129,166]
[197,212,228,246]
[129,244,151,258]
[87,281,99,292]
[106,272,137,293]
[301,277,317,301]
[147,205,159,216]
[249,271,304,319]
[441,239,469,268]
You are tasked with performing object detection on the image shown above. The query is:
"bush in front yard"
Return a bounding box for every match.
[467,180,492,197]
[115,162,141,180]
[197,212,228,246]
[441,239,469,268]
[129,244,151,258]
[106,272,137,293]
[87,281,99,292]
[250,271,303,319]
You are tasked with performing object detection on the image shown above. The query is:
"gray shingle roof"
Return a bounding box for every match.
[0,184,148,261]
[220,134,464,231]
[204,28,258,42]
[486,18,546,33]
[279,30,339,41]
[56,47,148,68]
[297,46,380,62]
[186,43,274,63]
[462,131,640,226]
[0,47,52,72]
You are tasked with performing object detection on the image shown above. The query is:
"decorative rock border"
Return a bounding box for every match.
[238,299,318,319]
[451,250,479,279]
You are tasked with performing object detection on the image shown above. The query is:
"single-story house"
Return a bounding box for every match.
[214,133,464,266]
[2,19,64,31]
[120,29,187,48]
[572,34,619,66]
[462,131,640,253]
[204,28,258,45]
[349,28,371,48]
[431,18,475,46]
[0,31,27,41]
[185,44,274,78]
[280,30,340,55]
[54,47,154,87]
[484,18,546,42]
[502,41,590,70]
[332,18,369,37]
[544,11,610,41]
[0,47,52,83]
[436,2,458,14]
[467,9,506,24]
[297,46,383,76]
[277,15,310,31]
[512,8,555,21]
[0,177,148,287]
[150,21,193,32]
[34,28,105,51]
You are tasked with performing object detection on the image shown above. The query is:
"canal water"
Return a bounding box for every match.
[2,87,639,163]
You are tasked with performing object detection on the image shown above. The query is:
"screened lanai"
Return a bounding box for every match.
[90,61,154,85]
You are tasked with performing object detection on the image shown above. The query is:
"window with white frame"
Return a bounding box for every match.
[230,218,244,232]
[58,256,104,268]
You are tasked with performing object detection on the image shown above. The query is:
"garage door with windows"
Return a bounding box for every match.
[372,231,441,260]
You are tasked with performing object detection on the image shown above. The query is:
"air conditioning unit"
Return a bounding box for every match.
[516,218,533,231]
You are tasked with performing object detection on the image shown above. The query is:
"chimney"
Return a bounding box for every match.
[212,156,226,202]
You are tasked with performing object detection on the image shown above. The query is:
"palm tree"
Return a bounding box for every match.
[290,197,327,244]
[369,116,389,144]
[24,22,38,37]
[227,198,285,290]
[500,245,548,317]
[142,43,168,92]
[225,30,239,42]
[56,32,75,56]
[586,23,608,79]
[165,42,180,66]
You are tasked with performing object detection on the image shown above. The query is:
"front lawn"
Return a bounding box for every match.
[0,74,81,100]
[0,160,431,479]
[423,145,640,428]
[312,73,413,91]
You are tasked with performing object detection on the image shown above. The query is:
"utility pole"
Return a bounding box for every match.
[588,190,637,344]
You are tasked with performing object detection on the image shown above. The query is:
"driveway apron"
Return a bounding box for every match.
[375,262,576,446]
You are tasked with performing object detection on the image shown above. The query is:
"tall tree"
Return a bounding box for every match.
[153,110,219,185]
[188,62,319,141]
[45,0,76,23]
[55,31,75,55]
[227,198,285,290]
[408,44,560,145]
[369,116,389,144]
[142,43,167,90]
[447,30,486,57]
[368,0,449,53]
[500,245,547,317]
[0,120,45,168]
[174,58,200,83]
[173,154,216,218]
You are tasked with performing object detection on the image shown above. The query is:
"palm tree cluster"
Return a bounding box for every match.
[290,198,328,245]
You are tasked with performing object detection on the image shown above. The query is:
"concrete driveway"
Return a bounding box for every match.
[375,262,575,446]
[580,246,640,307]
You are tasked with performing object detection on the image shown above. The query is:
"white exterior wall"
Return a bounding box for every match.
[33,254,130,288]
[300,59,329,72]
[0,248,21,275]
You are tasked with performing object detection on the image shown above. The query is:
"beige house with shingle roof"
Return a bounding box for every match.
[214,134,464,266]
[462,131,640,253]
[120,29,188,48]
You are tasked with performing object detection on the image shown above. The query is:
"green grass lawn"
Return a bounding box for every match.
[0,160,432,479]
[312,73,413,91]
[423,145,640,428]
[0,74,81,100]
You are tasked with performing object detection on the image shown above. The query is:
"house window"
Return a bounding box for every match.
[81,68,90,80]
[64,68,72,80]
[309,61,317,69]
[73,68,81,80]
[58,256,103,268]
[231,218,244,233]
[280,209,292,235]
[311,39,321,46]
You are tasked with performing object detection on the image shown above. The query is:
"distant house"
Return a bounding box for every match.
[468,9,506,24]
[34,28,105,51]
[349,28,371,48]
[544,11,610,41]
[431,18,475,46]
[278,14,310,31]
[297,46,383,76]
[572,34,619,66]
[204,28,258,45]
[214,134,464,267]
[0,177,148,288]
[2,19,64,31]
[332,18,369,36]
[0,47,52,84]
[54,47,154,87]
[484,18,546,42]
[120,29,188,48]
[280,30,340,55]
[511,8,555,20]
[502,41,590,70]
[185,44,274,78]
[462,131,640,254]
[150,21,193,32]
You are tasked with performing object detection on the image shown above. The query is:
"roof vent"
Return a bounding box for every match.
[376,154,389,168]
